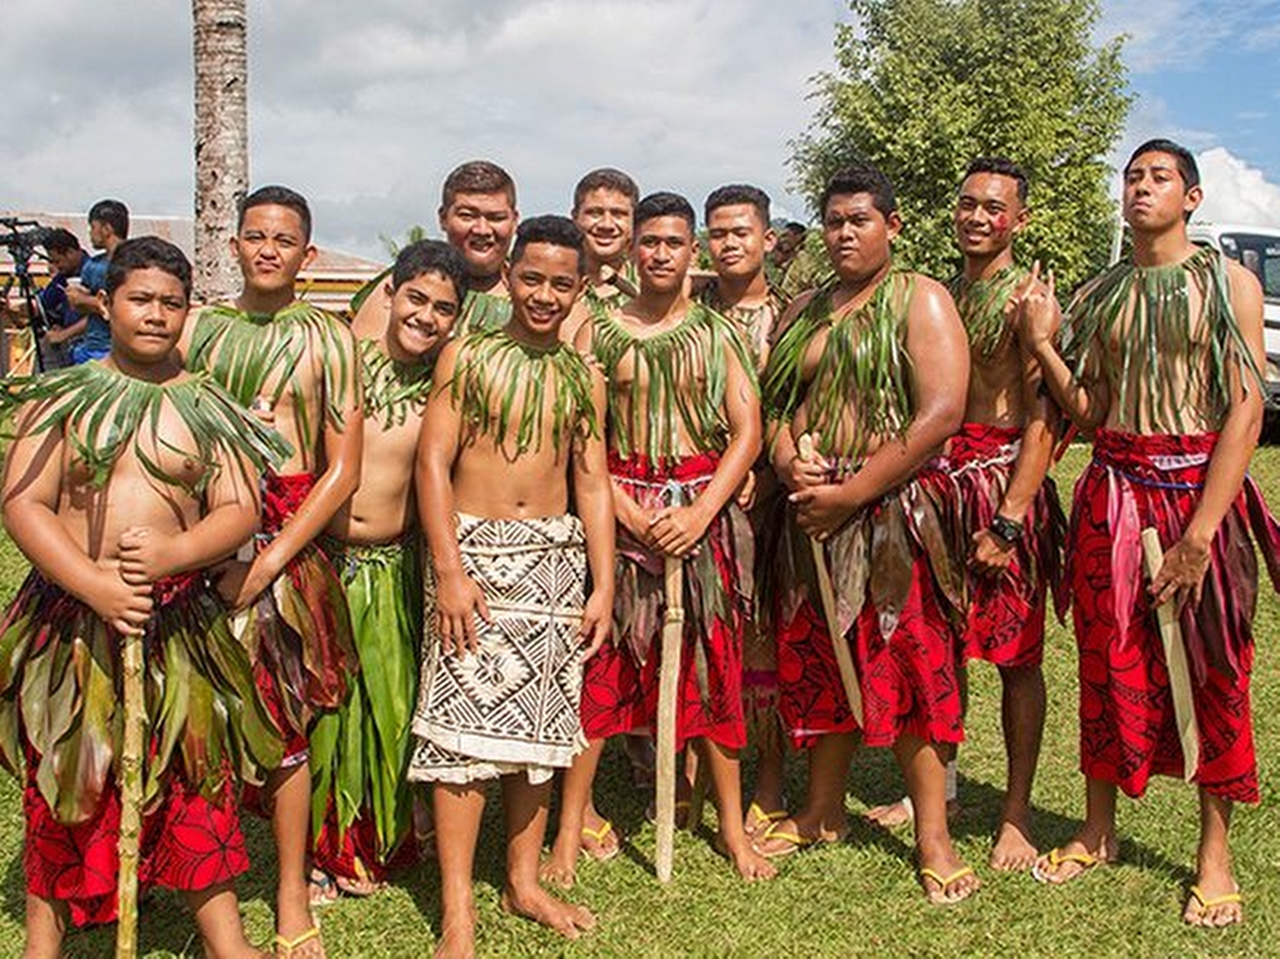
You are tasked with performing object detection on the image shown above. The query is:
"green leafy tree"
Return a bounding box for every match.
[792,0,1130,289]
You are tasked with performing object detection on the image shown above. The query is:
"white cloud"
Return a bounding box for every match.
[1100,0,1280,73]
[1193,147,1280,226]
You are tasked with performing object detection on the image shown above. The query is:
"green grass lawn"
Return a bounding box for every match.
[0,446,1276,957]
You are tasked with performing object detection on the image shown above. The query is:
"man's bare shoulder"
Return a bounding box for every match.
[1223,257,1264,306]
[904,273,960,320]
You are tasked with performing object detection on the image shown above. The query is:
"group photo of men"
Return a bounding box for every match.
[0,129,1274,959]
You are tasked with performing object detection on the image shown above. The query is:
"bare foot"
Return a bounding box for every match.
[1184,861,1243,927]
[1031,832,1117,885]
[433,922,475,959]
[538,853,576,890]
[863,796,960,828]
[990,818,1038,872]
[918,850,980,906]
[501,886,596,940]
[720,834,778,881]
[335,874,386,897]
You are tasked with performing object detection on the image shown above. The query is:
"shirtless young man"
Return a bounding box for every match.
[1,237,286,958]
[183,185,363,957]
[1023,139,1276,928]
[756,164,976,905]
[865,159,1064,871]
[439,160,519,336]
[310,241,468,896]
[547,192,775,884]
[561,167,640,346]
[699,183,789,837]
[409,215,613,958]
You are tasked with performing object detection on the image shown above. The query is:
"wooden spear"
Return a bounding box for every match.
[797,434,864,727]
[116,620,150,959]
[1140,528,1200,781]
[655,480,686,883]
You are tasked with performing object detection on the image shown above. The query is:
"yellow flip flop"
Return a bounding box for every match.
[745,802,787,837]
[1032,846,1104,884]
[1185,884,1244,927]
[920,865,979,905]
[275,925,323,958]
[580,819,621,862]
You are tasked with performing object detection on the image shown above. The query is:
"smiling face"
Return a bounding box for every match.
[506,241,583,342]
[706,203,775,282]
[573,187,635,268]
[439,190,518,280]
[231,204,316,297]
[104,266,189,367]
[822,192,899,282]
[954,172,1026,258]
[634,215,695,295]
[385,270,461,364]
[1123,150,1202,233]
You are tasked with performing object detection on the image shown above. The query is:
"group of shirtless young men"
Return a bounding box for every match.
[0,135,1273,958]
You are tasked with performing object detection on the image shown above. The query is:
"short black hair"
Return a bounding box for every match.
[441,160,517,209]
[510,215,586,275]
[573,168,640,212]
[782,221,807,237]
[41,228,81,256]
[819,164,896,219]
[1126,138,1200,190]
[634,191,696,233]
[391,239,469,301]
[88,199,129,240]
[704,184,771,227]
[238,185,313,241]
[105,236,192,301]
[963,156,1029,204]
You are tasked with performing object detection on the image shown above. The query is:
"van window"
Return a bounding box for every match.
[1221,233,1280,300]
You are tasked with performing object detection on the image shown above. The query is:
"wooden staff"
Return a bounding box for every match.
[1140,528,1200,782]
[798,434,864,727]
[116,621,149,959]
[655,481,686,883]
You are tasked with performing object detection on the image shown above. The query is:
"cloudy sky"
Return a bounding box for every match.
[3,0,1280,259]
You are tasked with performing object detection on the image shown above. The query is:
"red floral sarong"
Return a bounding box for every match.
[1067,429,1280,802]
[580,452,749,750]
[949,422,1066,668]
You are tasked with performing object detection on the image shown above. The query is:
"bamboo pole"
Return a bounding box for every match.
[1140,528,1200,782]
[655,481,686,882]
[797,434,864,727]
[115,623,148,958]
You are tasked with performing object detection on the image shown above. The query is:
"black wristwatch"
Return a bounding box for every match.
[988,514,1023,546]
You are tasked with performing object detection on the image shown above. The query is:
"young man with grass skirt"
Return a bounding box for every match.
[1022,139,1279,929]
[864,158,1067,872]
[755,164,977,905]
[182,186,362,957]
[409,216,614,957]
[699,183,790,840]
[308,241,468,897]
[546,192,776,884]
[0,237,288,958]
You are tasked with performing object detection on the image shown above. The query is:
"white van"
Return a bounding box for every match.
[1188,223,1280,411]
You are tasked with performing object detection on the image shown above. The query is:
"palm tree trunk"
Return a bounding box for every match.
[192,0,248,304]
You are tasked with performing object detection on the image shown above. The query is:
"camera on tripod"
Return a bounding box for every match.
[1,216,55,343]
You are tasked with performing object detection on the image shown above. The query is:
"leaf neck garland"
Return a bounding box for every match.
[700,283,788,370]
[591,301,758,463]
[448,328,597,457]
[187,301,355,444]
[1063,247,1264,432]
[0,362,291,495]
[762,270,915,460]
[456,288,513,337]
[360,338,433,428]
[949,265,1026,359]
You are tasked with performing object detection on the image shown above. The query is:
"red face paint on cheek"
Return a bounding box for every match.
[992,212,1010,236]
